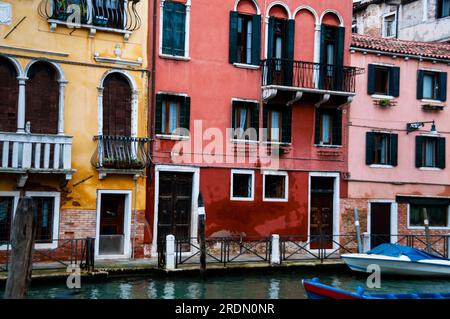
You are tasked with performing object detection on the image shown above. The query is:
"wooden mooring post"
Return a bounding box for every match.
[4,196,36,299]
[198,193,206,277]
[422,208,432,254]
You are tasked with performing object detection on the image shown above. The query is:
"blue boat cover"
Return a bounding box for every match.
[367,243,449,262]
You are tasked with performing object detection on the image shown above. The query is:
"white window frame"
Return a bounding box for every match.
[159,0,191,60]
[25,191,61,250]
[407,203,450,230]
[230,169,255,201]
[262,170,288,202]
[0,192,20,251]
[382,12,397,38]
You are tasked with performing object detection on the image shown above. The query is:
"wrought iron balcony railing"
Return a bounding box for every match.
[39,0,141,31]
[91,135,150,171]
[262,59,364,94]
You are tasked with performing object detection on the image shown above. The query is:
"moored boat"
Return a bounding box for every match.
[341,243,450,277]
[302,278,450,299]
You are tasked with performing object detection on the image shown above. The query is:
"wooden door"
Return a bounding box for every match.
[100,194,125,235]
[370,203,391,249]
[310,193,334,249]
[103,73,132,136]
[158,172,193,244]
[25,62,59,134]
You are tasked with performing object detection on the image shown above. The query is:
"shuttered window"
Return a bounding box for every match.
[417,70,447,102]
[366,132,398,166]
[162,1,186,57]
[367,64,400,97]
[314,108,342,146]
[155,94,190,136]
[415,136,445,169]
[263,105,292,144]
[231,101,259,140]
[229,12,261,66]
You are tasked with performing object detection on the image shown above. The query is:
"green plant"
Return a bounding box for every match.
[379,99,392,107]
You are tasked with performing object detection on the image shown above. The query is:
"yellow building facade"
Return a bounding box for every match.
[0,0,149,259]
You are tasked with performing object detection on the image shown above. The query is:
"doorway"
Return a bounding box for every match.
[310,177,335,249]
[370,202,391,249]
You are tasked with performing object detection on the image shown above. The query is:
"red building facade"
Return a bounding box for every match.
[145,0,360,256]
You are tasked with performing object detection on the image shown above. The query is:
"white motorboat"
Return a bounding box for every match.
[341,243,450,276]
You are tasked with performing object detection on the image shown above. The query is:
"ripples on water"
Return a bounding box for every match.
[4,270,450,299]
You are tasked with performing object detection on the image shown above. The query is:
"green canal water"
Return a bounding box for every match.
[4,269,450,299]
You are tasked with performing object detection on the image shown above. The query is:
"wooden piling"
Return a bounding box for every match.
[198,193,206,277]
[4,196,36,299]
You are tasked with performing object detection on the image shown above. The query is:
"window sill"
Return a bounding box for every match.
[369,164,394,169]
[263,197,289,202]
[156,134,189,141]
[230,197,254,202]
[262,141,291,146]
[231,139,259,145]
[159,53,191,61]
[418,167,442,171]
[421,99,444,104]
[314,144,342,148]
[371,94,395,100]
[408,226,450,230]
[233,63,260,70]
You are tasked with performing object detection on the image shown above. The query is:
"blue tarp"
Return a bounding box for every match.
[367,243,449,262]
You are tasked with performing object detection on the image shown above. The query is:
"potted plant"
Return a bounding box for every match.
[379,99,392,107]
[54,0,70,21]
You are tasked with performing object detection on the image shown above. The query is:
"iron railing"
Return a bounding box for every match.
[0,237,95,273]
[262,58,364,93]
[91,135,150,170]
[157,234,450,269]
[38,0,142,31]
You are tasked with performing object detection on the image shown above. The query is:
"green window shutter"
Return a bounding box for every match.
[439,72,447,102]
[318,25,327,90]
[173,3,186,56]
[180,96,191,130]
[336,27,345,66]
[250,102,259,140]
[162,2,174,55]
[367,64,376,95]
[262,105,268,141]
[365,132,375,165]
[267,17,275,58]
[437,137,446,169]
[284,19,295,86]
[333,109,342,146]
[282,106,292,143]
[389,66,401,97]
[229,11,239,64]
[251,15,261,66]
[417,70,425,100]
[314,109,321,145]
[390,134,398,166]
[155,94,163,135]
[415,136,424,168]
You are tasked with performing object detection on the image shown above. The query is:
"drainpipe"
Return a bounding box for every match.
[149,0,157,166]
[132,178,138,259]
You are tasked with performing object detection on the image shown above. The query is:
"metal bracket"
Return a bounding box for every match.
[287,92,303,106]
[315,93,330,108]
[262,88,278,103]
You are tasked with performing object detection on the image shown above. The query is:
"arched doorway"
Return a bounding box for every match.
[0,57,18,133]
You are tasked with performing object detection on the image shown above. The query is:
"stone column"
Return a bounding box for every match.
[270,234,281,265]
[57,80,68,135]
[165,234,175,270]
[16,76,28,133]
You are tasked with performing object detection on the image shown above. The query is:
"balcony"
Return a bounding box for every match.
[0,132,74,186]
[261,59,364,105]
[38,0,142,40]
[91,135,150,179]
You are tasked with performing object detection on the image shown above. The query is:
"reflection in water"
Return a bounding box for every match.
[10,270,450,299]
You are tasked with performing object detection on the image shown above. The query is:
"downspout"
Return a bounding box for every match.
[150,0,157,168]
[395,4,400,39]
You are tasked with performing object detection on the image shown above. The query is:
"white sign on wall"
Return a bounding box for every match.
[0,2,12,25]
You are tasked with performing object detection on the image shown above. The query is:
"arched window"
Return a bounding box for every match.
[26,62,59,134]
[0,57,18,132]
[102,73,132,136]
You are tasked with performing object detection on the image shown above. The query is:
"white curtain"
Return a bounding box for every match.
[322,114,331,144]
[169,101,178,134]
[271,111,280,142]
[425,140,435,167]
[380,136,388,164]
[246,20,253,64]
[423,74,433,99]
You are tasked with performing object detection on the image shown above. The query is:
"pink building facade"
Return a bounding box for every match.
[145,0,361,255]
[347,34,450,250]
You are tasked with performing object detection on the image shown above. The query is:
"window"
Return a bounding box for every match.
[155,94,190,136]
[415,136,445,169]
[230,170,254,201]
[0,197,14,242]
[33,197,55,243]
[417,70,447,101]
[437,0,450,18]
[263,171,288,201]
[367,64,400,97]
[162,1,187,57]
[263,105,292,144]
[366,132,398,166]
[229,12,261,66]
[383,13,397,38]
[232,100,259,140]
[410,205,449,227]
[352,20,358,33]
[315,109,342,146]
[320,25,345,91]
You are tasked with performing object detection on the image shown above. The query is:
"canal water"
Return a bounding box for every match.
[4,269,450,299]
